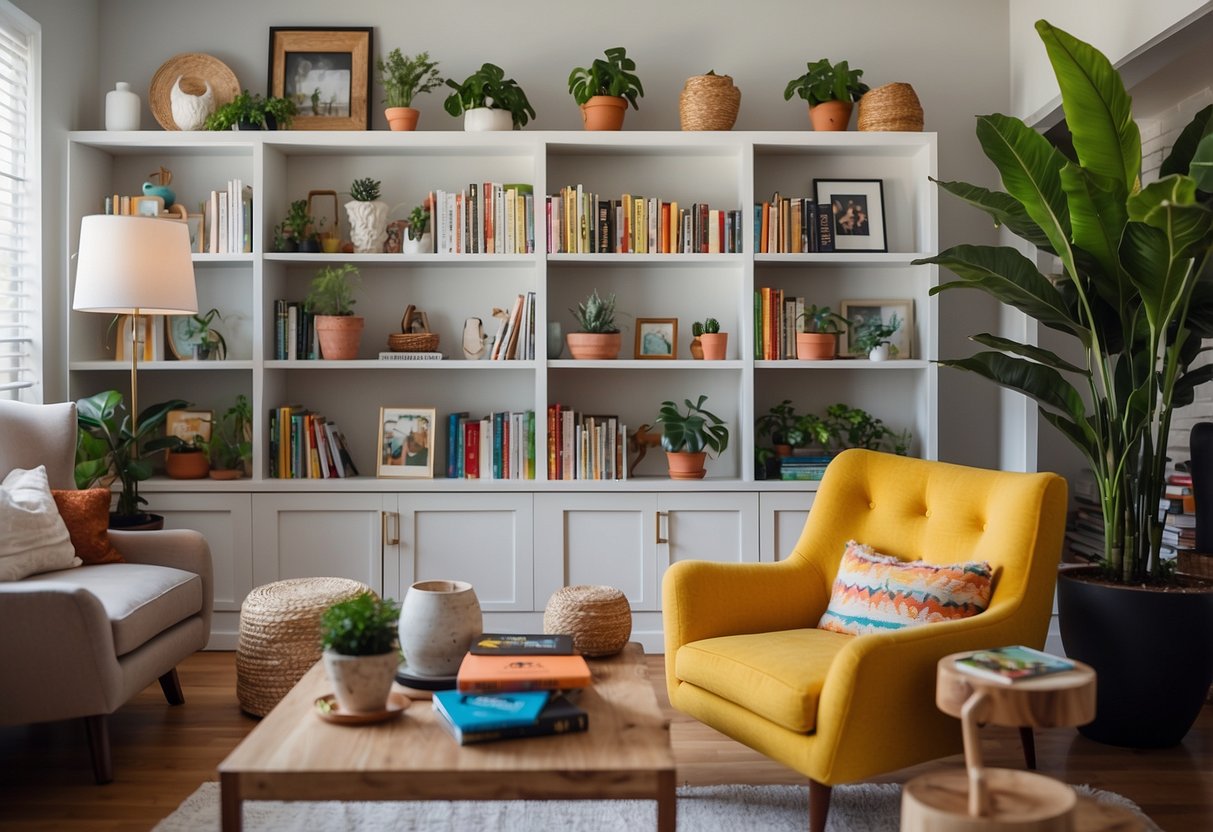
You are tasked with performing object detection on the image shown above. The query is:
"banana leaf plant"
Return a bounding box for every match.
[915,20,1213,584]
[75,390,187,520]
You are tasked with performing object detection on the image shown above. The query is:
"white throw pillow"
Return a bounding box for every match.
[0,465,81,581]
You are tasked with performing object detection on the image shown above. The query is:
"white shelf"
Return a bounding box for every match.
[754,253,932,266]
[549,253,746,266]
[264,253,535,266]
[755,359,930,369]
[70,360,254,371]
[137,475,810,493]
[264,360,536,370]
[550,360,743,370]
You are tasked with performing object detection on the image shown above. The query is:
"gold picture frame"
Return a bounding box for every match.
[268,27,372,131]
[377,407,435,479]
[635,318,678,359]
[113,314,163,362]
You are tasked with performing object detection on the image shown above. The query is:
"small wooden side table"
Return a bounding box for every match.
[901,651,1097,831]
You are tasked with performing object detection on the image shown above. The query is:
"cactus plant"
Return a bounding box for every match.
[569,289,620,334]
[349,177,382,202]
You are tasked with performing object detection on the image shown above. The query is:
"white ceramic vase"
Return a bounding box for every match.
[398,580,482,677]
[464,107,514,132]
[322,649,399,713]
[869,343,891,362]
[402,231,432,254]
[105,82,140,130]
[345,199,390,253]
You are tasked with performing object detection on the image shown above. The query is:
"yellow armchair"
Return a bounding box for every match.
[662,449,1067,831]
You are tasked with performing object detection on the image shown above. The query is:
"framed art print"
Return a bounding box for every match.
[635,318,678,359]
[814,179,887,252]
[377,407,435,478]
[840,299,914,359]
[268,27,372,130]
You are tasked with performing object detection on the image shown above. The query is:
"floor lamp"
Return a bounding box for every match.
[72,215,198,455]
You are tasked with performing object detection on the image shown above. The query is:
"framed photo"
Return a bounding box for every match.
[166,409,213,443]
[840,299,914,359]
[635,318,678,359]
[268,27,372,131]
[131,195,164,218]
[814,179,887,252]
[186,213,203,252]
[377,407,435,478]
[114,314,163,362]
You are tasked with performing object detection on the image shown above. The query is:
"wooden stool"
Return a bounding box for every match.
[901,651,1097,831]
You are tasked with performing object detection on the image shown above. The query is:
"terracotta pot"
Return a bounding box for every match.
[209,468,243,480]
[385,106,420,131]
[809,100,854,131]
[464,107,514,131]
[316,315,365,360]
[165,450,209,479]
[700,332,728,360]
[399,580,482,677]
[566,332,622,360]
[689,337,704,360]
[796,332,837,360]
[581,95,628,130]
[666,450,707,480]
[323,650,400,714]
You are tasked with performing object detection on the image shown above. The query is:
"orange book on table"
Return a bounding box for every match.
[456,652,592,693]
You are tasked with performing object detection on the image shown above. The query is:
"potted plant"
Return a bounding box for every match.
[796,305,850,360]
[852,312,901,361]
[915,20,1213,747]
[275,199,313,252]
[755,399,799,458]
[403,203,431,254]
[694,317,728,360]
[320,592,402,714]
[182,307,227,360]
[820,403,910,454]
[204,89,296,131]
[211,394,252,479]
[149,433,211,479]
[655,394,730,480]
[74,390,187,529]
[345,177,388,254]
[566,289,622,359]
[443,63,536,131]
[305,263,364,360]
[568,46,643,131]
[783,59,869,131]
[376,48,443,131]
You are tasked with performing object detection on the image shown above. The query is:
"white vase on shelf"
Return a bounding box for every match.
[345,200,389,253]
[402,232,432,255]
[463,107,514,132]
[105,82,140,131]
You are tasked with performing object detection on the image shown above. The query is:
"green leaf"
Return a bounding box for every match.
[1175,362,1213,407]
[1189,133,1213,192]
[941,352,1091,429]
[1160,104,1213,179]
[1060,163,1128,294]
[135,399,189,439]
[931,178,1055,252]
[970,333,1089,375]
[76,389,122,430]
[1121,220,1207,332]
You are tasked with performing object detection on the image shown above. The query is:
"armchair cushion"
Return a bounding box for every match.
[0,466,80,581]
[52,489,124,565]
[817,540,993,636]
[676,628,853,732]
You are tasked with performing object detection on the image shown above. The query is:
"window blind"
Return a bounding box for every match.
[0,5,38,399]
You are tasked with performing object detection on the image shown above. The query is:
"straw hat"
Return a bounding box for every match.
[149,53,240,131]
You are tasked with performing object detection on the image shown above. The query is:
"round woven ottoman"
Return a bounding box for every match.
[543,584,632,657]
[236,577,373,716]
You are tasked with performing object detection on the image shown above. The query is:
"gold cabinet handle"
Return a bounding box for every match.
[382,511,400,546]
[655,511,668,545]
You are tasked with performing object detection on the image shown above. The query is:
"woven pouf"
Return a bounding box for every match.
[236,577,373,716]
[543,584,632,657]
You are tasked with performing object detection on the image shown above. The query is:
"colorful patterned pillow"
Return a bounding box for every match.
[817,541,993,635]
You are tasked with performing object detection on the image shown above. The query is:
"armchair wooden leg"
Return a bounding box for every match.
[809,779,832,832]
[83,714,112,784]
[159,668,185,706]
[1019,726,1037,770]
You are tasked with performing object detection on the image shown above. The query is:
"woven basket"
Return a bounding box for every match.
[543,584,631,657]
[1178,550,1213,580]
[148,53,240,131]
[236,577,373,717]
[858,82,924,132]
[387,332,439,352]
[679,75,741,131]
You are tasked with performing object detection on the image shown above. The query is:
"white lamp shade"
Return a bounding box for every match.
[73,215,198,314]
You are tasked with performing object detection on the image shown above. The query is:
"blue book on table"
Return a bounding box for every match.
[432,689,550,732]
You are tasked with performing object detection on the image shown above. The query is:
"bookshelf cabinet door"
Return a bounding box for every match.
[759,491,817,562]
[656,492,759,578]
[251,494,385,593]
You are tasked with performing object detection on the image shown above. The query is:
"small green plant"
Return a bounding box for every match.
[349,178,382,202]
[305,263,361,316]
[569,289,619,333]
[376,49,444,108]
[320,592,401,656]
[783,59,869,107]
[146,432,209,455]
[213,394,253,471]
[275,199,313,250]
[799,304,852,333]
[444,63,536,128]
[755,399,798,446]
[407,204,430,240]
[691,317,721,336]
[183,308,227,359]
[568,46,644,110]
[656,395,730,456]
[821,403,910,454]
[204,90,296,130]
[852,313,901,354]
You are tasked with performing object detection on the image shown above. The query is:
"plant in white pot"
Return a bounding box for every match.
[320,592,401,714]
[655,394,729,480]
[852,313,901,361]
[402,202,432,254]
[376,48,443,131]
[566,289,622,359]
[345,177,389,253]
[305,263,364,360]
[443,62,536,131]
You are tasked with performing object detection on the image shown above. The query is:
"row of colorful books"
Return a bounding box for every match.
[546,404,627,481]
[779,454,834,481]
[1161,468,1196,557]
[429,184,535,255]
[754,195,834,254]
[755,289,809,360]
[546,186,744,254]
[445,411,537,480]
[272,300,317,361]
[267,406,359,479]
[488,292,536,360]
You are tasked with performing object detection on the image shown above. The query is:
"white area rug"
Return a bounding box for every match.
[154,781,1159,831]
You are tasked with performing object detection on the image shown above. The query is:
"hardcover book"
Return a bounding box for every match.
[433,693,588,745]
[470,633,575,655]
[457,652,592,693]
[432,689,550,732]
[954,645,1075,685]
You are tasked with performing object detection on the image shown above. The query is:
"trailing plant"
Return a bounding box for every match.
[376,49,444,108]
[305,263,361,316]
[656,395,730,456]
[799,304,851,333]
[569,289,619,333]
[568,46,644,110]
[204,90,296,130]
[407,204,430,240]
[320,592,401,656]
[852,313,901,354]
[783,59,869,107]
[213,394,253,471]
[755,400,910,455]
[914,20,1213,584]
[349,177,382,202]
[443,63,536,128]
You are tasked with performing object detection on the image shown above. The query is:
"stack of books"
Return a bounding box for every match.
[445,411,536,480]
[268,405,358,479]
[547,185,743,254]
[1063,468,1104,562]
[488,292,536,360]
[1161,467,1196,558]
[430,184,534,255]
[754,194,834,253]
[546,404,626,481]
[779,453,834,481]
[754,289,810,359]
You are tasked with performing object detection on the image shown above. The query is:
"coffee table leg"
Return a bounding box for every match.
[220,772,242,832]
[657,769,676,832]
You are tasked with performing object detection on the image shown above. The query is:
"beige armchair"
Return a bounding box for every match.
[0,400,212,783]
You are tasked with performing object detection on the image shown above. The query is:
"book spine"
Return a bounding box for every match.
[450,709,589,745]
[817,202,835,252]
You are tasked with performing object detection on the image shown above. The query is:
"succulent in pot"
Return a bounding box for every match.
[305,263,364,360]
[566,289,622,359]
[694,317,728,360]
[403,203,432,254]
[783,59,869,131]
[320,592,401,714]
[655,394,730,480]
[568,46,643,131]
[444,63,536,131]
[376,49,443,131]
[345,177,388,253]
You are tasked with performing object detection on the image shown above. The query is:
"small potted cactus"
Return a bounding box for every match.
[344,177,388,253]
[566,289,622,359]
[694,317,728,360]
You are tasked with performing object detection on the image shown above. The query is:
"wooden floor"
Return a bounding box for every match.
[1,652,1209,831]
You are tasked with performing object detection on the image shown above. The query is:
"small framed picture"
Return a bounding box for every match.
[377,407,435,478]
[268,27,372,131]
[166,409,213,443]
[131,195,165,218]
[635,318,678,360]
[113,314,163,362]
[840,299,914,359]
[814,179,887,252]
[186,213,204,252]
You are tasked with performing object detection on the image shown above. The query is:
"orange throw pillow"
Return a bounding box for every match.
[51,489,124,565]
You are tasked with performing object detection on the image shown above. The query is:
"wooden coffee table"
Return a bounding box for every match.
[218,642,676,831]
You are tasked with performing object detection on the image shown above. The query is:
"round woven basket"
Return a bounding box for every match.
[148,53,240,131]
[543,584,631,657]
[236,576,374,717]
[387,332,440,352]
[858,82,924,132]
[679,75,741,131]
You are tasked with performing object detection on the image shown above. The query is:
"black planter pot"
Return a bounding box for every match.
[108,512,165,531]
[1057,566,1213,747]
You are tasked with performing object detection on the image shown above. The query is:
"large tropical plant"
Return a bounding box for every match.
[915,20,1213,585]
